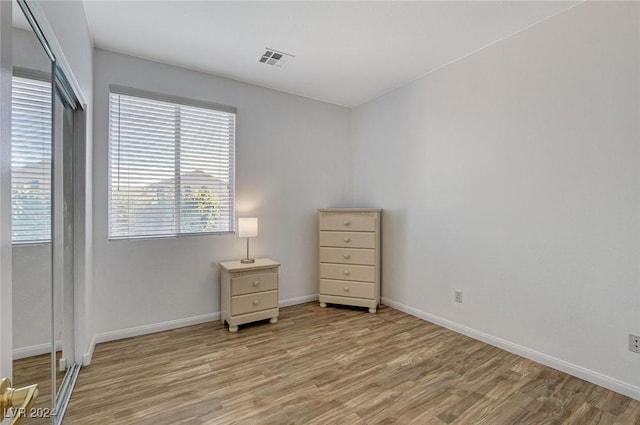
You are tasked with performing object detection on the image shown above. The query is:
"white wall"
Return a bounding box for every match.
[352,1,640,398]
[92,49,352,336]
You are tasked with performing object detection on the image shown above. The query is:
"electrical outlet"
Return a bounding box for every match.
[455,290,463,303]
[630,334,640,354]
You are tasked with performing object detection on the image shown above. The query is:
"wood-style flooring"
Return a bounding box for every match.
[13,351,64,425]
[60,303,639,425]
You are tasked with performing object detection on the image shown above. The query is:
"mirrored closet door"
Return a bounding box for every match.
[52,71,81,423]
[10,0,82,423]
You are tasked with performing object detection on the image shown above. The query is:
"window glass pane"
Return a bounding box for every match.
[109,95,177,238]
[109,91,235,240]
[179,105,234,234]
[11,76,52,243]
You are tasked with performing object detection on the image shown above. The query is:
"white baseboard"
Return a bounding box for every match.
[13,340,63,360]
[280,294,318,307]
[87,294,318,360]
[94,312,221,345]
[381,297,640,401]
[82,335,96,366]
[13,343,51,360]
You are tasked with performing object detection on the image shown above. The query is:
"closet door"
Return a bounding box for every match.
[52,85,76,414]
[5,2,84,423]
[9,1,56,421]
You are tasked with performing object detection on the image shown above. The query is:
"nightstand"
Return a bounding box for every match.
[219,258,280,332]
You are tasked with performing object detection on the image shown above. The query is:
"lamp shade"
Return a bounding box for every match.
[238,217,258,238]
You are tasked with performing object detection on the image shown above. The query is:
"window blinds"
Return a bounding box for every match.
[11,75,52,244]
[108,88,236,240]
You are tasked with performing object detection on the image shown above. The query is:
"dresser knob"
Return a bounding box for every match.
[343,286,350,292]
[343,237,350,243]
[343,270,350,275]
[343,220,351,226]
[253,300,260,306]
[343,253,350,259]
[253,281,260,287]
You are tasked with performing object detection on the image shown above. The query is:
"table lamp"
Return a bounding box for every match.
[238,217,258,263]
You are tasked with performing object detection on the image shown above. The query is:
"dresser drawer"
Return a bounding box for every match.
[231,290,278,316]
[320,279,375,299]
[319,231,375,249]
[319,247,375,265]
[320,263,375,282]
[320,213,376,232]
[231,273,278,296]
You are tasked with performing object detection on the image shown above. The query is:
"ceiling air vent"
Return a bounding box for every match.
[259,48,294,68]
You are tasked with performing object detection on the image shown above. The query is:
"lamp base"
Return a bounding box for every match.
[241,258,255,264]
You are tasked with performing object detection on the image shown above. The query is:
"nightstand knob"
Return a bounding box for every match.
[343,237,350,243]
[343,253,350,259]
[343,220,351,226]
[253,300,260,306]
[343,269,350,275]
[253,281,260,287]
[343,286,350,292]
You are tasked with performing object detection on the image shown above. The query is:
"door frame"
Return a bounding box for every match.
[0,0,14,389]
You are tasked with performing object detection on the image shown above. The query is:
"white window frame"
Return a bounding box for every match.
[11,69,52,245]
[108,86,236,241]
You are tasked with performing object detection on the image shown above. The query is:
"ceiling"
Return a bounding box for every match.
[80,1,577,108]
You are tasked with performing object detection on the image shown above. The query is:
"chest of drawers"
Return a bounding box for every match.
[318,208,381,313]
[219,258,280,332]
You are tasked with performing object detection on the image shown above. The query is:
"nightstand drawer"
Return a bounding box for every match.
[320,263,375,282]
[320,280,374,299]
[319,231,375,249]
[231,273,278,296]
[319,247,375,265]
[231,290,278,316]
[320,213,376,232]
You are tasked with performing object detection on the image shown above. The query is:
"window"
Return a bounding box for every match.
[11,74,52,244]
[108,87,236,240]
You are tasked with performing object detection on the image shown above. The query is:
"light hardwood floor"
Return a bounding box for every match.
[13,351,65,425]
[61,303,639,425]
